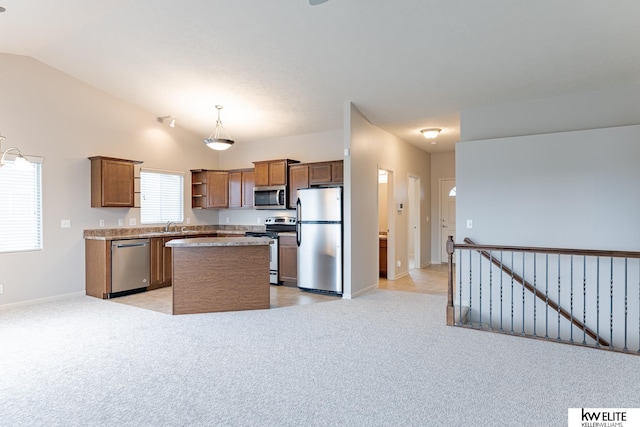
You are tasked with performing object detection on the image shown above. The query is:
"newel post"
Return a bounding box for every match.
[446,236,455,326]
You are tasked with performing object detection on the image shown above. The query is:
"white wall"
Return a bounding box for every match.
[458,83,640,250]
[456,125,640,250]
[430,151,455,263]
[345,103,431,298]
[0,54,217,306]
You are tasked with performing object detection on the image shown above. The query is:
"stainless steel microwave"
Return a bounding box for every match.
[253,185,288,210]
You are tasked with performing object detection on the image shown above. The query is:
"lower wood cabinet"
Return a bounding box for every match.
[379,238,387,278]
[149,237,174,290]
[278,234,297,286]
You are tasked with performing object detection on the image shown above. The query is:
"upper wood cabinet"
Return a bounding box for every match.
[253,159,298,186]
[89,156,142,208]
[191,169,229,209]
[288,164,309,208]
[309,160,343,185]
[228,168,255,209]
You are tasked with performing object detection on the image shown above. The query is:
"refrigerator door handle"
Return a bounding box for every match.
[296,197,302,247]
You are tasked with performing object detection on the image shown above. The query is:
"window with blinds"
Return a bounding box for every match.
[0,158,43,253]
[140,169,184,224]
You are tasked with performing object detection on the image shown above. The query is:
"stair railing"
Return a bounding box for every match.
[446,236,640,354]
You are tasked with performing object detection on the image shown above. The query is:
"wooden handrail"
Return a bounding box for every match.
[447,237,609,347]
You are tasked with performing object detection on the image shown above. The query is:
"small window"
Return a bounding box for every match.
[0,156,43,253]
[140,169,184,224]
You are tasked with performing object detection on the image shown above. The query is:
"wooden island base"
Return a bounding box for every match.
[169,239,271,315]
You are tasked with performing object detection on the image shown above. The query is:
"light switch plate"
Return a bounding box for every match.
[466,219,473,229]
[61,219,71,228]
[129,218,137,226]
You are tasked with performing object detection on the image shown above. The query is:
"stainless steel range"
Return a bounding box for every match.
[245,216,296,285]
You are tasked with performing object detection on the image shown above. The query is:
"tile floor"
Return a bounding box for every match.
[112,263,449,315]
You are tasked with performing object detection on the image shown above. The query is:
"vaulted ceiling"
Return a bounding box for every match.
[1,1,639,153]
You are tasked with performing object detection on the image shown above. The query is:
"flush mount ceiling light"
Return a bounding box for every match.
[420,128,441,139]
[157,115,176,128]
[203,105,234,151]
[309,0,329,5]
[0,132,31,170]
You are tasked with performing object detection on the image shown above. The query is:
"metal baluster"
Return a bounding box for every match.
[545,253,549,339]
[458,249,463,326]
[582,256,587,345]
[469,250,472,328]
[522,253,525,336]
[511,251,515,334]
[624,258,628,352]
[557,255,561,341]
[500,251,504,333]
[533,253,537,337]
[479,251,483,330]
[489,251,493,330]
[596,257,600,348]
[570,256,574,343]
[610,258,614,350]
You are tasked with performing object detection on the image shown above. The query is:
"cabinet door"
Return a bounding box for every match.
[206,171,229,208]
[269,160,287,186]
[309,163,332,185]
[228,170,242,208]
[162,237,173,286]
[288,165,309,208]
[149,237,164,288]
[254,162,270,186]
[242,170,255,208]
[278,235,298,285]
[331,161,343,183]
[91,158,136,207]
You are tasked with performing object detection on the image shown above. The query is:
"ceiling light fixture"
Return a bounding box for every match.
[0,132,31,169]
[157,115,176,128]
[420,128,441,139]
[309,0,329,5]
[203,105,234,151]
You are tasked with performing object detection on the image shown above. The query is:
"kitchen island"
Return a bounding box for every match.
[166,236,272,315]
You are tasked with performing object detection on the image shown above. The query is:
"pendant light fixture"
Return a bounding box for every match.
[203,105,234,151]
[0,132,31,170]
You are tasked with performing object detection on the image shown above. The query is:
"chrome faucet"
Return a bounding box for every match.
[165,221,175,232]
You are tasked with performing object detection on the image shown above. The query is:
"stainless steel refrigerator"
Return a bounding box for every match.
[296,187,343,295]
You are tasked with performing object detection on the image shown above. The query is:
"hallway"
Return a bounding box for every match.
[378,264,449,296]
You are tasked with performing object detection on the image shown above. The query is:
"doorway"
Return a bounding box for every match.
[408,175,420,270]
[440,179,456,263]
[378,168,394,279]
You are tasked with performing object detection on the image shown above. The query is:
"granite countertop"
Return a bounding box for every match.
[83,225,262,240]
[166,236,274,248]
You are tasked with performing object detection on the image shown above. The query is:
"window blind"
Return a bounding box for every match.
[140,169,184,224]
[0,158,43,253]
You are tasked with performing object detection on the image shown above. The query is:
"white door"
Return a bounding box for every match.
[440,179,456,263]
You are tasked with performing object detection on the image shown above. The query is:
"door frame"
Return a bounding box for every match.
[408,174,420,270]
[439,178,456,263]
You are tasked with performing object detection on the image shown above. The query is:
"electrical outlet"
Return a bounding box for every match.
[61,219,71,228]
[118,219,124,226]
[257,217,261,224]
[0,284,4,294]
[99,219,105,227]
[129,218,137,226]
[397,260,402,267]
[226,217,229,224]
[186,218,191,225]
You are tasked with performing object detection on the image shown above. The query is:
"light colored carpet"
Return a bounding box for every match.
[1,290,639,426]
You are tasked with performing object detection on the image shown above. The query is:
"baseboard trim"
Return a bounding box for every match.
[0,291,85,311]
[342,282,378,299]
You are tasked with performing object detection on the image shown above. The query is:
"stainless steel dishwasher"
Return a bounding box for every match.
[110,238,150,298]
